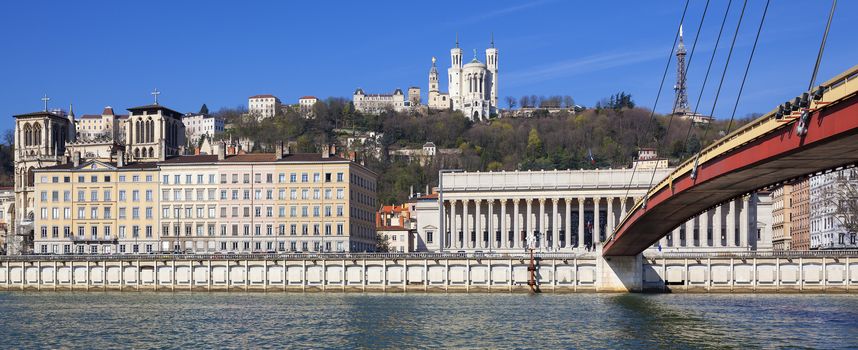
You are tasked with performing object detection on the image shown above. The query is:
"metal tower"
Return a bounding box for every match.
[674,25,690,115]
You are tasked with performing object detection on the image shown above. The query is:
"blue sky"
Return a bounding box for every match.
[1,0,855,133]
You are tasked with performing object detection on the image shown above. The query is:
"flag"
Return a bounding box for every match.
[588,148,595,165]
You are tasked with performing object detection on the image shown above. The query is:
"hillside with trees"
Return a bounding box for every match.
[217,94,753,205]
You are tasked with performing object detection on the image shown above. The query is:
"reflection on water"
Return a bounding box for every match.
[1,292,856,349]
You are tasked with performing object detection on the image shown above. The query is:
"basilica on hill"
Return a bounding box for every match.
[428,35,499,121]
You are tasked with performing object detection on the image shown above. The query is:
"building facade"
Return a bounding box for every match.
[12,99,187,254]
[410,169,770,253]
[792,177,811,250]
[352,88,407,114]
[771,182,794,250]
[0,188,15,255]
[810,169,858,249]
[183,105,224,145]
[30,146,379,254]
[248,94,281,119]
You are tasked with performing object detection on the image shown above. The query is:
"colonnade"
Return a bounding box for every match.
[442,196,636,251]
[660,195,755,250]
[441,194,756,252]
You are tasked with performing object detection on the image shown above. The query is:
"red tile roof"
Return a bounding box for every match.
[377,226,409,231]
[102,107,114,115]
[159,153,350,164]
[299,96,318,100]
[249,94,277,99]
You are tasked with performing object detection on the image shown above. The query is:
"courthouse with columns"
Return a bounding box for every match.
[410,167,772,253]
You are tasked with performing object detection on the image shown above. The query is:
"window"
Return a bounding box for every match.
[91,190,98,201]
[337,224,343,236]
[325,173,331,182]
[291,224,297,235]
[132,207,139,219]
[145,175,152,182]
[77,190,85,201]
[313,173,320,182]
[163,175,169,184]
[119,190,126,201]
[291,189,297,200]
[301,173,308,182]
[197,174,204,184]
[325,189,331,199]
[337,189,344,199]
[337,172,344,182]
[427,231,434,243]
[104,190,111,201]
[290,173,297,182]
[302,224,308,235]
[145,207,153,219]
[278,173,286,183]
[145,190,152,201]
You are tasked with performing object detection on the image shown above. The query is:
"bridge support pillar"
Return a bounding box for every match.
[596,252,642,292]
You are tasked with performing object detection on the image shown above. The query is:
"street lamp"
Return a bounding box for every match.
[438,169,464,253]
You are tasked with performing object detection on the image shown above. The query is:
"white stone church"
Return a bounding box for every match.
[428,36,499,121]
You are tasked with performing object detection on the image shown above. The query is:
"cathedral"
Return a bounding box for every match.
[10,94,185,253]
[428,36,498,121]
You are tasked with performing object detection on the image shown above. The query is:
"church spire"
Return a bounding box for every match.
[491,32,494,48]
[455,33,459,48]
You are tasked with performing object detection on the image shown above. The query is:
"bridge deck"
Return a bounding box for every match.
[606,65,858,256]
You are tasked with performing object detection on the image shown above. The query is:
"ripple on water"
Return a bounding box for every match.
[0,292,857,349]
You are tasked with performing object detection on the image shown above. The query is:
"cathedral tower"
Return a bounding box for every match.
[485,33,498,108]
[448,35,463,107]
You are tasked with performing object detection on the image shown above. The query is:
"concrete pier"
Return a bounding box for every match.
[0,252,856,293]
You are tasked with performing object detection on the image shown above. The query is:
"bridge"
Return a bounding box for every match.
[604,64,858,256]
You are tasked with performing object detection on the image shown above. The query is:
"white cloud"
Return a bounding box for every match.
[504,49,665,87]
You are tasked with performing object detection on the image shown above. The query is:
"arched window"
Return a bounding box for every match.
[134,120,140,143]
[26,167,34,187]
[148,147,154,159]
[134,148,140,158]
[33,123,42,146]
[23,124,32,147]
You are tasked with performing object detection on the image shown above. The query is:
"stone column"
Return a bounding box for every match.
[565,198,572,250]
[739,196,749,248]
[521,198,533,248]
[513,199,520,249]
[714,204,723,247]
[487,199,494,249]
[672,227,681,247]
[462,200,469,249]
[578,198,585,250]
[536,198,548,248]
[594,197,601,246]
[442,201,456,249]
[607,197,615,236]
[500,199,507,249]
[700,210,709,247]
[475,199,482,249]
[685,219,694,247]
[549,198,560,250]
[727,199,736,248]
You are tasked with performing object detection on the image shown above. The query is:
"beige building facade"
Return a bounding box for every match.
[31,147,379,254]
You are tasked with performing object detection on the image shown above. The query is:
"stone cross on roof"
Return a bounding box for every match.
[151,88,160,105]
[41,93,50,112]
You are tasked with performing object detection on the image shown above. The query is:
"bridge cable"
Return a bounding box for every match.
[621,0,700,204]
[724,0,770,135]
[688,0,750,180]
[677,0,735,166]
[808,0,837,92]
[642,0,729,202]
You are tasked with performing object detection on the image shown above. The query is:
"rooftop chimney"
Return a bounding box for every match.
[217,142,226,160]
[321,144,330,159]
[275,141,284,160]
[117,149,125,168]
[73,152,81,167]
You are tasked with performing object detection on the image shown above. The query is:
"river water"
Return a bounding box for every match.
[0,292,855,349]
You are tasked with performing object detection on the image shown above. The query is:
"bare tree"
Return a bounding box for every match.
[821,169,858,246]
[505,96,517,110]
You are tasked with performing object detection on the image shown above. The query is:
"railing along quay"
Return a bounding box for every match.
[0,251,595,262]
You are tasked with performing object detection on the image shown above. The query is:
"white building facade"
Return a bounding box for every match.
[248,95,281,119]
[352,88,406,114]
[810,168,858,249]
[183,112,224,145]
[411,169,770,253]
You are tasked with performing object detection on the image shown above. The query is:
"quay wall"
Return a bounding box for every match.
[1,252,857,293]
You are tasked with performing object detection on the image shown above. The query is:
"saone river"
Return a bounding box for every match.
[0,292,856,349]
